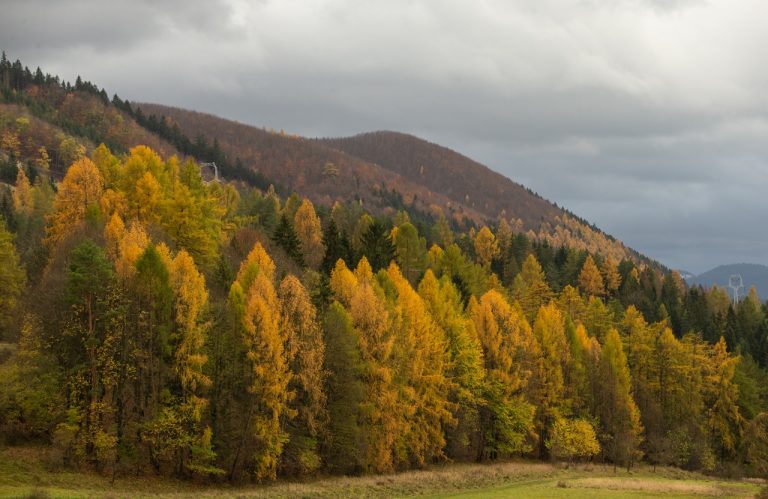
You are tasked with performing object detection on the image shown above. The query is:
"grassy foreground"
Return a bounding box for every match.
[0,447,763,498]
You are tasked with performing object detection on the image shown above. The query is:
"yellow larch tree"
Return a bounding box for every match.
[531,303,570,457]
[293,198,325,269]
[470,290,538,458]
[12,167,34,217]
[46,157,104,247]
[386,263,454,467]
[329,259,358,306]
[578,255,605,297]
[103,213,125,261]
[512,254,554,323]
[241,256,294,480]
[557,285,586,324]
[601,256,622,295]
[278,275,327,475]
[169,249,211,418]
[132,171,162,223]
[418,270,485,459]
[236,242,276,294]
[596,329,644,470]
[348,267,398,473]
[474,226,498,268]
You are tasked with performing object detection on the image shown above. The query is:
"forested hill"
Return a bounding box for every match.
[0,49,653,266]
[318,131,558,229]
[136,103,650,267]
[134,102,485,226]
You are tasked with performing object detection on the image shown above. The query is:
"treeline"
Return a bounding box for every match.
[0,52,125,155]
[1,51,266,190]
[0,145,767,482]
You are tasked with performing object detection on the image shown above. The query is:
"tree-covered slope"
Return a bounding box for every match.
[136,104,652,266]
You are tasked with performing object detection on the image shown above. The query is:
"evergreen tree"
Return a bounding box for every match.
[392,222,427,284]
[320,218,350,275]
[272,213,304,267]
[360,219,395,271]
[322,302,365,474]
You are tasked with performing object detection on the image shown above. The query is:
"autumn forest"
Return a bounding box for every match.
[1,53,768,486]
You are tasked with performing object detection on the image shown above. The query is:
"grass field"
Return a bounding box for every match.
[0,446,763,498]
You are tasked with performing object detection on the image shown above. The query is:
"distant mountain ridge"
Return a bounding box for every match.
[686,263,768,300]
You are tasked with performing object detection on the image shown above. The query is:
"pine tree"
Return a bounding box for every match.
[321,218,350,275]
[392,222,427,284]
[64,240,117,464]
[134,244,174,415]
[322,302,365,473]
[360,219,395,272]
[273,213,304,266]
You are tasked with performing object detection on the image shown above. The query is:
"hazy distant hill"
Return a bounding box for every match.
[686,263,768,300]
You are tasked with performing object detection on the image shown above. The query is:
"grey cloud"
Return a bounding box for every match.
[2,0,767,273]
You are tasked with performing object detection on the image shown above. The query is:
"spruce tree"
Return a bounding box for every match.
[273,213,304,266]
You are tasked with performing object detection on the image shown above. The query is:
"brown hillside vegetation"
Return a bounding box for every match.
[137,104,647,265]
[319,131,558,229]
[1,85,178,168]
[137,103,484,225]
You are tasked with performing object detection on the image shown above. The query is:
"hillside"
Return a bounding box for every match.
[687,263,768,300]
[137,104,649,265]
[0,51,656,266]
[318,131,559,229]
[136,103,486,224]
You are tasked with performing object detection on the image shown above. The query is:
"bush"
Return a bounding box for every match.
[547,418,600,465]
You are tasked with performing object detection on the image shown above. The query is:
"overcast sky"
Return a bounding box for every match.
[3,0,768,273]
